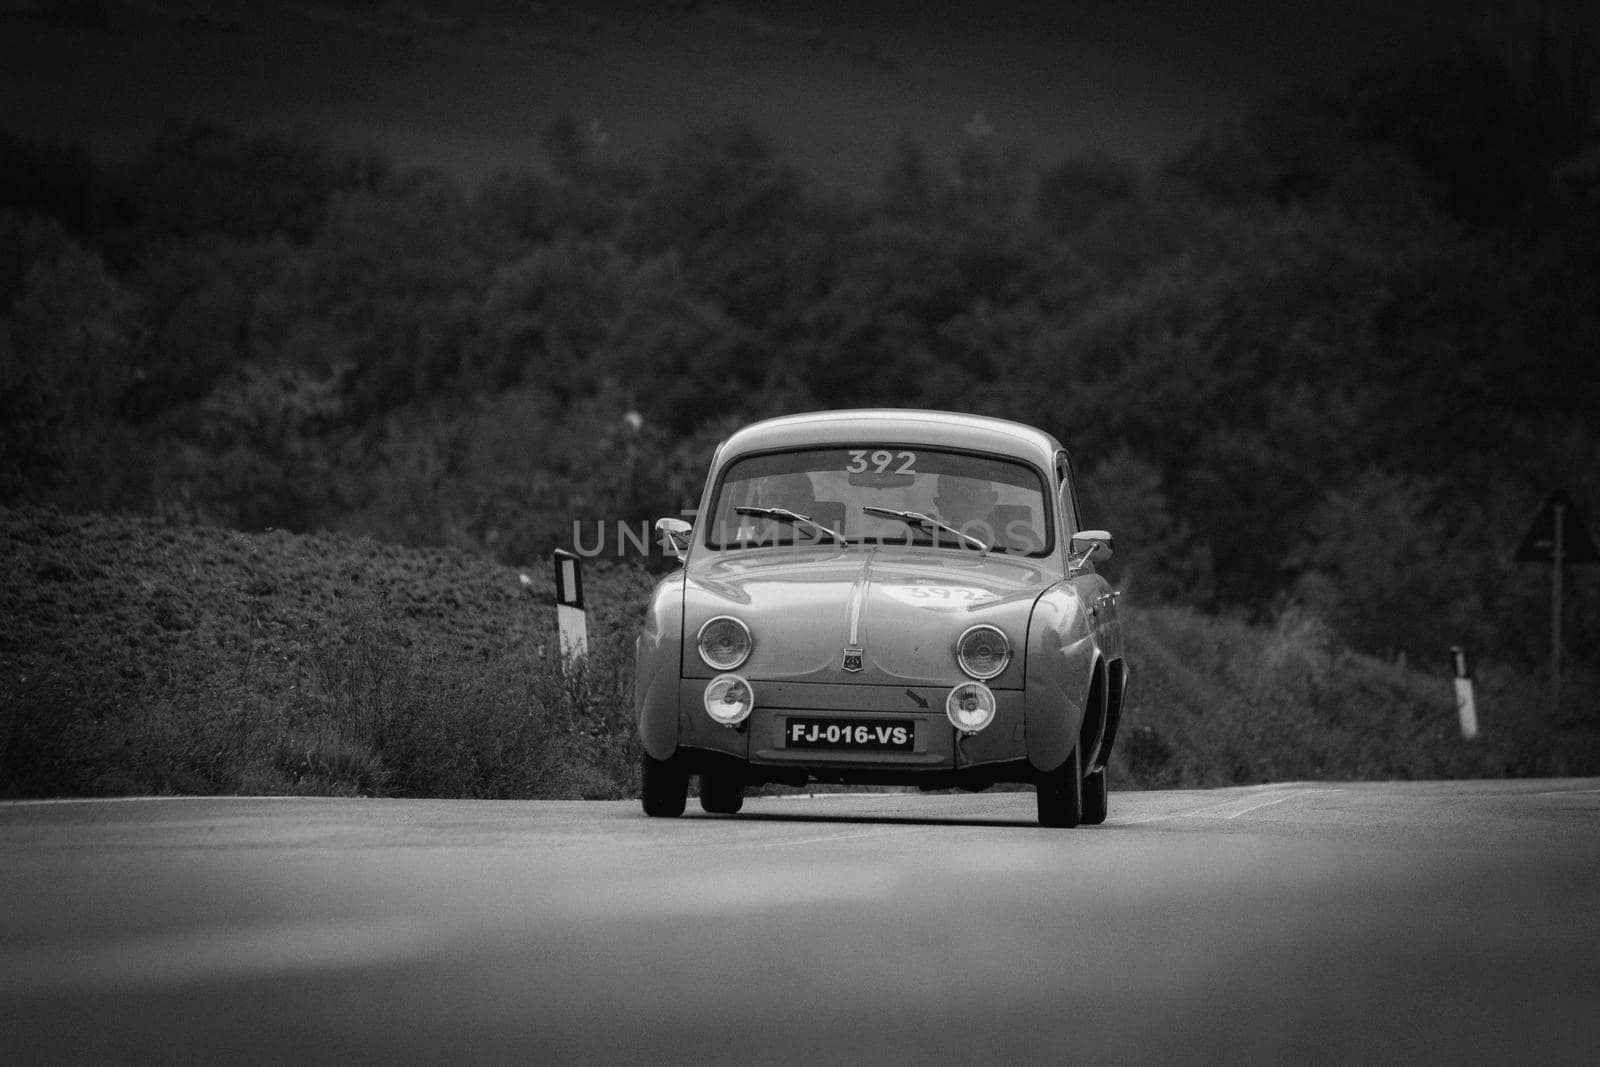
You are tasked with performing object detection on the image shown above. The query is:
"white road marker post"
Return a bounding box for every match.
[1450,646,1478,741]
[552,548,589,661]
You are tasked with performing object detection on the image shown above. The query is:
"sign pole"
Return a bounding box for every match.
[1515,489,1597,715]
[1551,501,1564,712]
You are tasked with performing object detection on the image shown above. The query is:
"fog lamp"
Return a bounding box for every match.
[704,673,755,726]
[946,681,997,734]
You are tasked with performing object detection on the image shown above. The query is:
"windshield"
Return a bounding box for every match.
[706,447,1052,555]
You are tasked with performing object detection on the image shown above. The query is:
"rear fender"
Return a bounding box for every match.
[1094,659,1129,772]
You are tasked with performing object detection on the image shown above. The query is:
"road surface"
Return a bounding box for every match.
[4,781,1598,1063]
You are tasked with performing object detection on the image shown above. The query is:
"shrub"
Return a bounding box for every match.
[1112,603,1594,790]
[0,506,650,798]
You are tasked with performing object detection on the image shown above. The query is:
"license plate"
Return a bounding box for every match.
[784,717,915,751]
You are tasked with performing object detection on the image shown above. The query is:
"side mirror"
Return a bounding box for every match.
[655,517,692,561]
[1069,530,1113,569]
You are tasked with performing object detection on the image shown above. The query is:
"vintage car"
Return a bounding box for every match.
[635,409,1127,827]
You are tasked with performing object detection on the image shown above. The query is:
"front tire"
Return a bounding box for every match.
[698,773,745,815]
[641,751,688,817]
[1081,765,1108,825]
[1036,745,1083,828]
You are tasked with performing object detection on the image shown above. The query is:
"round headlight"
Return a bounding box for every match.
[697,616,752,670]
[704,673,755,726]
[946,681,997,734]
[955,624,1010,680]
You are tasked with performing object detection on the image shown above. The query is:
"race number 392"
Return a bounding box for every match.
[847,449,916,474]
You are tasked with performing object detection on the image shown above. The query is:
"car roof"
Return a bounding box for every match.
[717,409,1064,470]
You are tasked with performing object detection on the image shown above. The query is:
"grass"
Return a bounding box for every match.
[3,505,1594,799]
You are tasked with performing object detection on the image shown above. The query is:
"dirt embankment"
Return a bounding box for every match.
[4,505,545,694]
[1,505,652,797]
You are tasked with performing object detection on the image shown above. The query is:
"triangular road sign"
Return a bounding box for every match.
[1515,489,1600,564]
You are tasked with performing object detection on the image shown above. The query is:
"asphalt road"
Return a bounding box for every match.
[4,781,1598,1064]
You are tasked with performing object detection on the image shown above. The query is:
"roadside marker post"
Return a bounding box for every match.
[552,548,589,660]
[1514,489,1600,712]
[1450,646,1479,741]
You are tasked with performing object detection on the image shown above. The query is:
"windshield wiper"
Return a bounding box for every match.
[734,506,849,545]
[861,506,989,553]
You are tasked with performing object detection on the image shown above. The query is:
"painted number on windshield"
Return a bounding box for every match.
[847,449,916,474]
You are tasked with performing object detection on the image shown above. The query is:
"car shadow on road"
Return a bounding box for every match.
[696,811,1037,829]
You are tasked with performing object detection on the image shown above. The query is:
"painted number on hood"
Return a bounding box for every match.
[880,585,997,607]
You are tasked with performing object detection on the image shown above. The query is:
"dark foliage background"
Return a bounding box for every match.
[3,49,1598,710]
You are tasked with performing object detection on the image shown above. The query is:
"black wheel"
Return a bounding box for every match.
[1081,765,1108,826]
[1036,745,1083,828]
[641,751,688,817]
[698,773,745,815]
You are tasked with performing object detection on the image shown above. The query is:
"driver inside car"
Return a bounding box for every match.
[739,472,819,545]
[757,472,818,513]
[933,474,1000,546]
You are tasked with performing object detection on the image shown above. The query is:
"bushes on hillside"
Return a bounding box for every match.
[2,57,1598,684]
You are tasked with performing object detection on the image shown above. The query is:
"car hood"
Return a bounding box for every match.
[681,546,1059,687]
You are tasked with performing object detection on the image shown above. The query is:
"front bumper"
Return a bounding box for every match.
[672,677,1027,772]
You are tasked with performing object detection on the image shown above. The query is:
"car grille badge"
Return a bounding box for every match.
[841,647,864,672]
